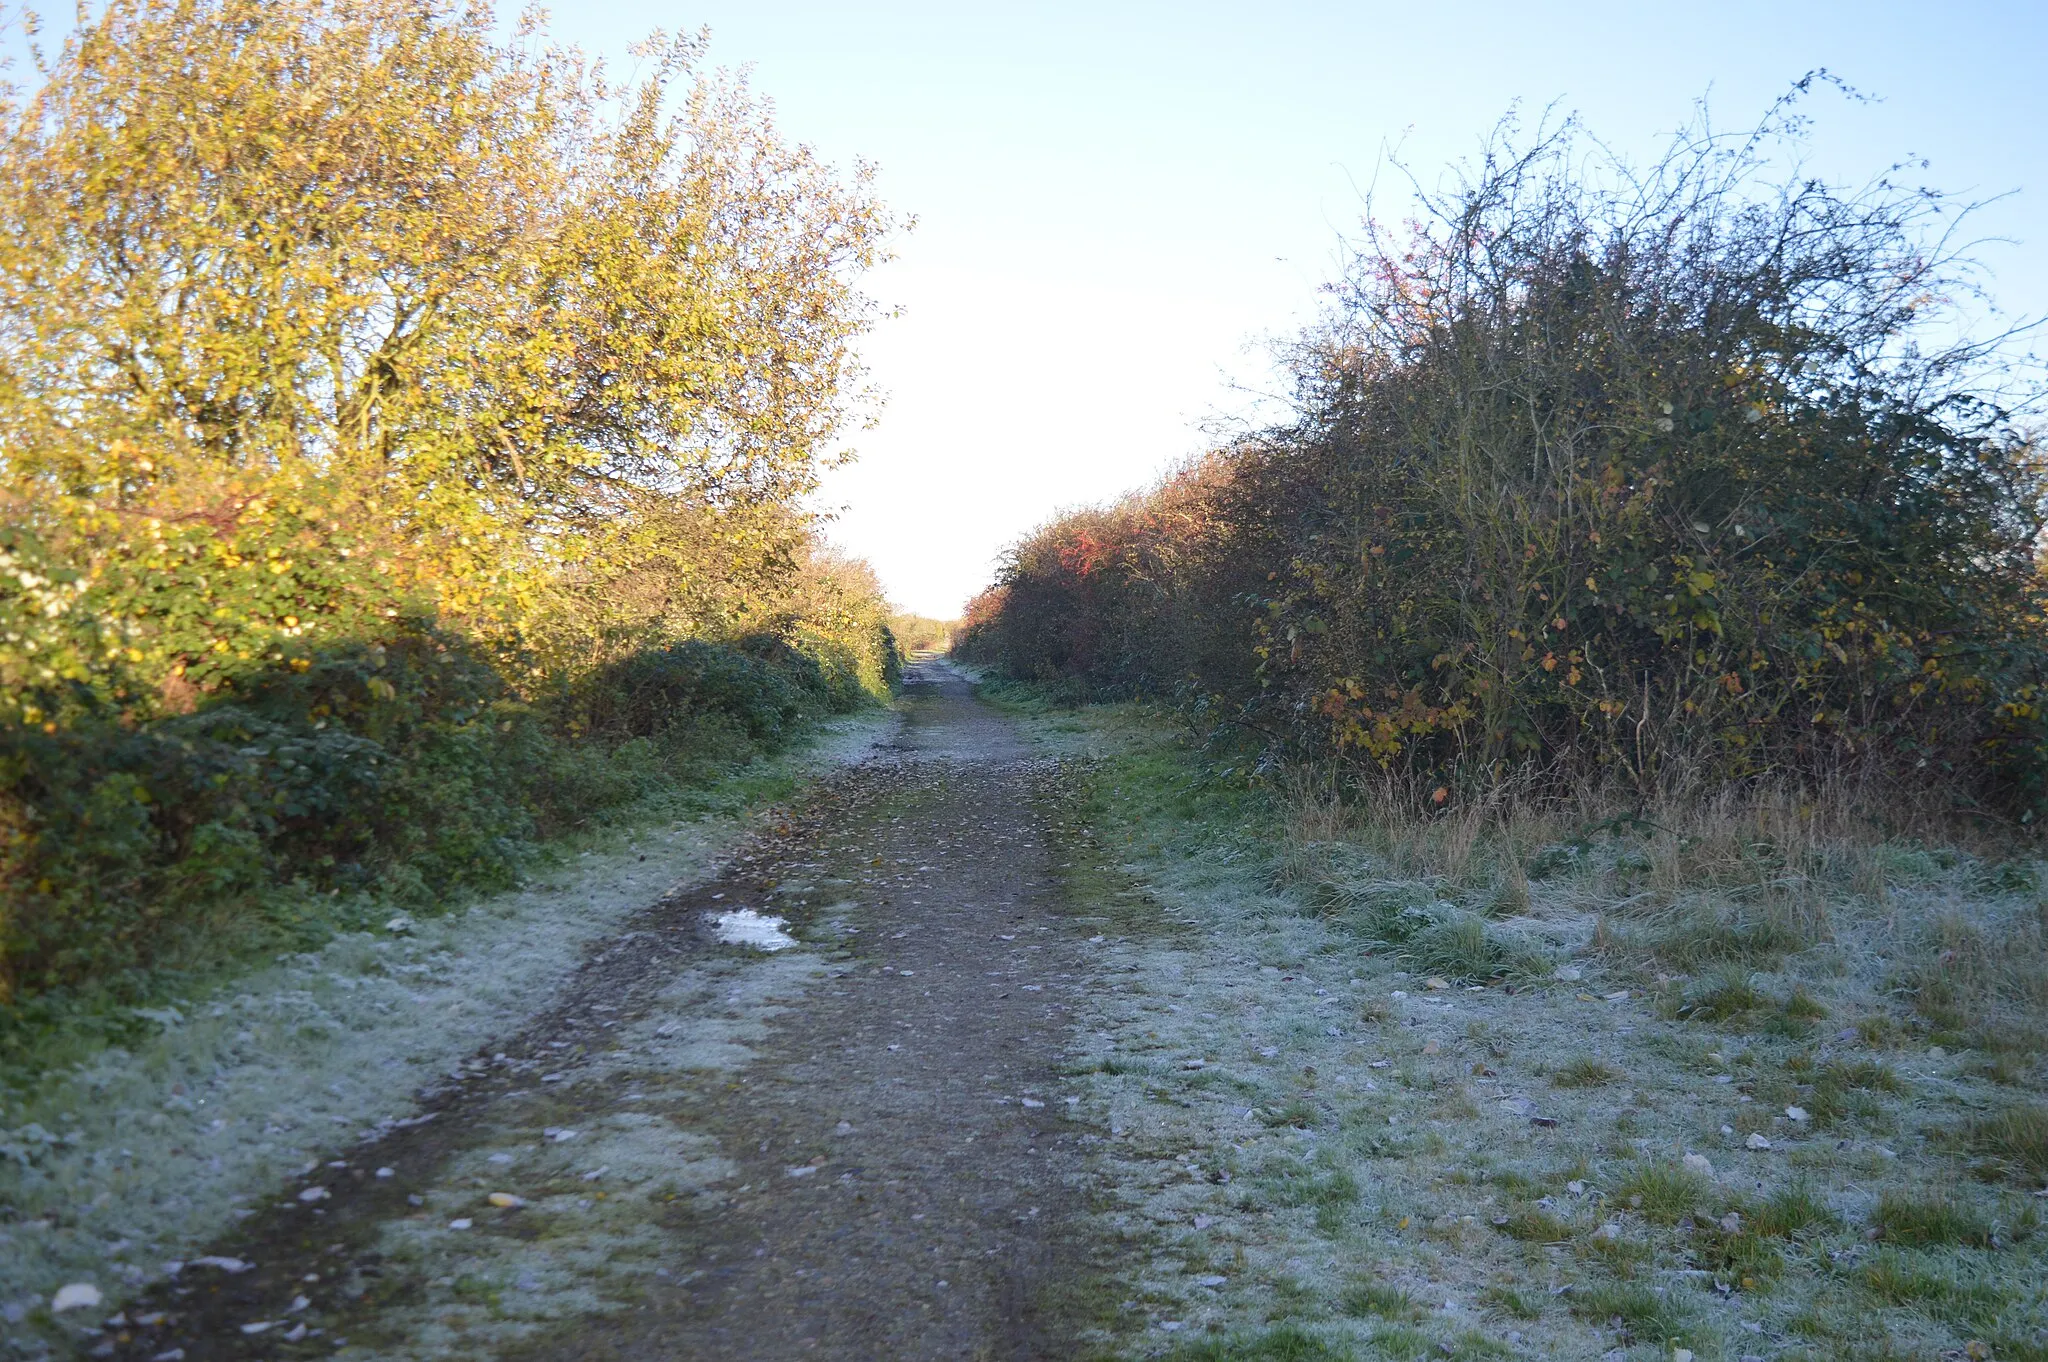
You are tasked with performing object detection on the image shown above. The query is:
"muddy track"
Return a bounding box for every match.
[102,663,1107,1361]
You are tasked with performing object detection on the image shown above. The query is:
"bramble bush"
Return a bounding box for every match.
[962,95,2048,815]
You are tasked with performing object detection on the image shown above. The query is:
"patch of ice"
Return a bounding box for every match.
[709,909,798,952]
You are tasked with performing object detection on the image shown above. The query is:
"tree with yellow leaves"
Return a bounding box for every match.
[0,0,894,708]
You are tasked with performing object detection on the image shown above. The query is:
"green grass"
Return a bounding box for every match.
[1675,967,1767,1021]
[1747,1182,1838,1238]
[1966,1103,2048,1182]
[1477,1285,1543,1320]
[1551,1056,1623,1087]
[1167,1324,1355,1360]
[1259,1158,1360,1233]
[1870,1189,1996,1248]
[1859,1251,2009,1328]
[1565,1282,1693,1344]
[1401,913,1548,983]
[1613,1162,1711,1225]
[1339,1282,1421,1322]
[1491,1208,1570,1242]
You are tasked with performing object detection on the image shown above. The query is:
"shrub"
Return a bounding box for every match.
[961,95,2048,814]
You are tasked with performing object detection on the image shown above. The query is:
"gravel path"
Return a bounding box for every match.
[102,663,1101,1361]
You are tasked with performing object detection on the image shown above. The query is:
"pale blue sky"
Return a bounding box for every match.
[25,3,2048,615]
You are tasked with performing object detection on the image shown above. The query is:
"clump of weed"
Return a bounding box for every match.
[1566,1282,1692,1344]
[1259,1158,1360,1233]
[1477,1285,1542,1320]
[1899,910,2048,1053]
[1624,900,1818,972]
[1748,1182,1837,1238]
[1403,912,1548,984]
[1964,1103,2048,1183]
[1339,1281,1421,1321]
[1966,1053,2036,1087]
[1166,1323,1353,1361]
[1859,1251,2008,1328]
[1551,1056,1624,1088]
[1782,986,1828,1020]
[1824,1058,1903,1094]
[1613,1162,1711,1225]
[1674,967,1766,1022]
[1695,1224,1786,1285]
[1488,1168,1540,1198]
[1869,1189,1995,1248]
[1367,1324,1433,1358]
[1262,1098,1321,1130]
[1492,1208,1570,1242]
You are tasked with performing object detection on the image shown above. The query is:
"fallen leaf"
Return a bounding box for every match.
[1784,1105,1809,1123]
[1745,1133,1771,1151]
[1424,977,1450,991]
[297,1186,328,1203]
[449,1218,473,1229]
[488,1193,525,1209]
[1683,1153,1715,1177]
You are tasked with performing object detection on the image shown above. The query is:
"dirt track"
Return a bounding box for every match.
[107,662,1104,1361]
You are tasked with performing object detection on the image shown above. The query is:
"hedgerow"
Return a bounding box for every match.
[962,94,2048,814]
[0,0,901,1023]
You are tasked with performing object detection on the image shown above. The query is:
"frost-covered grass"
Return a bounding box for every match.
[1000,694,2048,1361]
[0,712,892,1350]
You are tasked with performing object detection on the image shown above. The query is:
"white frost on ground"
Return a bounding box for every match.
[332,948,833,1359]
[0,711,894,1346]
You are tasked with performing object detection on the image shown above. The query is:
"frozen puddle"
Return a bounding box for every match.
[709,908,798,951]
